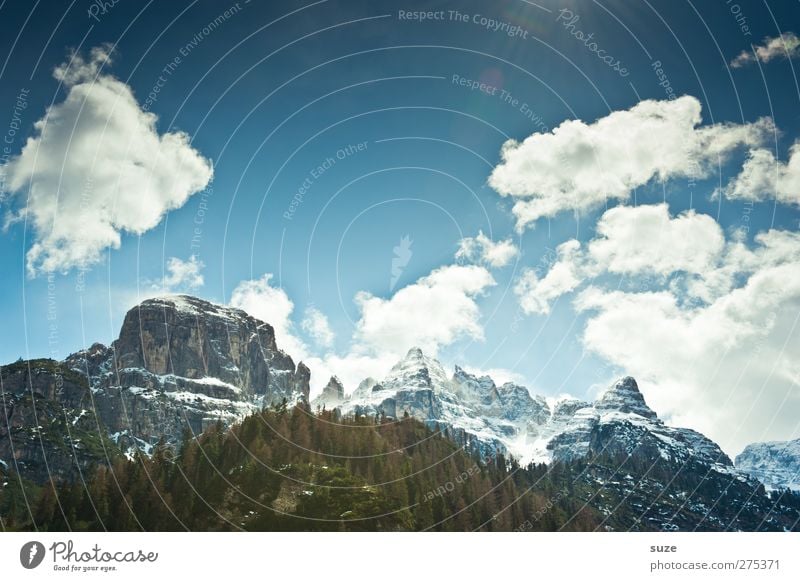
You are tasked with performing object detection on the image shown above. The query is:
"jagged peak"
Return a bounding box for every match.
[453,365,495,385]
[595,376,657,419]
[320,375,345,400]
[405,346,425,359]
[384,347,450,389]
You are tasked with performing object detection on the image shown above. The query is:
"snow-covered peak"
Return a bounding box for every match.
[736,438,800,491]
[144,294,247,322]
[383,347,451,390]
[594,376,657,419]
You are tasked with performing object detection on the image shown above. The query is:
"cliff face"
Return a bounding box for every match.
[89,295,310,452]
[110,295,303,397]
[0,360,121,483]
[1,295,312,483]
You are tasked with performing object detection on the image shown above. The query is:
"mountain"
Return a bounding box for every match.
[329,348,731,473]
[7,404,799,532]
[2,294,798,532]
[736,438,800,491]
[0,359,122,483]
[1,295,311,477]
[312,376,345,409]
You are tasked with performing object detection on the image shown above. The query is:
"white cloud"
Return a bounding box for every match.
[229,274,307,361]
[723,144,800,205]
[575,258,800,455]
[355,264,496,357]
[302,351,398,399]
[0,46,213,276]
[230,264,497,396]
[515,204,725,314]
[161,255,204,291]
[731,32,800,68]
[456,231,519,268]
[488,96,773,230]
[587,204,725,276]
[512,201,800,454]
[515,240,584,315]
[301,306,335,349]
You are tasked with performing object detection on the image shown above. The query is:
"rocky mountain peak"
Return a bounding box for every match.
[384,347,450,390]
[325,376,344,398]
[594,376,657,419]
[736,438,800,491]
[64,294,312,453]
[313,375,346,408]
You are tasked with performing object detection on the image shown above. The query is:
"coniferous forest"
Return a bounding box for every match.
[3,402,799,532]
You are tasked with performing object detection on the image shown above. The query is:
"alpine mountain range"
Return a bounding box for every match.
[2,294,799,531]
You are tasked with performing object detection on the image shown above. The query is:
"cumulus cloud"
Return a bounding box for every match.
[301,306,335,349]
[515,204,726,314]
[229,274,307,360]
[575,257,800,455]
[0,46,213,276]
[456,231,519,267]
[514,201,800,454]
[515,240,585,315]
[731,32,800,68]
[230,264,496,396]
[587,204,725,276]
[488,96,772,230]
[723,144,800,205]
[161,255,204,291]
[355,264,496,357]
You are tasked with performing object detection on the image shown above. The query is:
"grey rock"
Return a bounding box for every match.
[736,438,800,491]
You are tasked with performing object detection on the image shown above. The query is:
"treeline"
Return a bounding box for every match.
[1,403,599,531]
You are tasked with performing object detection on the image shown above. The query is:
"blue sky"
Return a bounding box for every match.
[1,0,799,454]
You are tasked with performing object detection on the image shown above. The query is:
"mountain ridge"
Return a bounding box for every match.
[1,294,794,499]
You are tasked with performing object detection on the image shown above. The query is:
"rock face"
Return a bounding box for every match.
[334,348,731,469]
[85,295,310,451]
[0,360,121,483]
[0,293,788,510]
[594,377,657,419]
[736,439,800,491]
[1,295,312,483]
[109,295,305,399]
[313,376,345,409]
